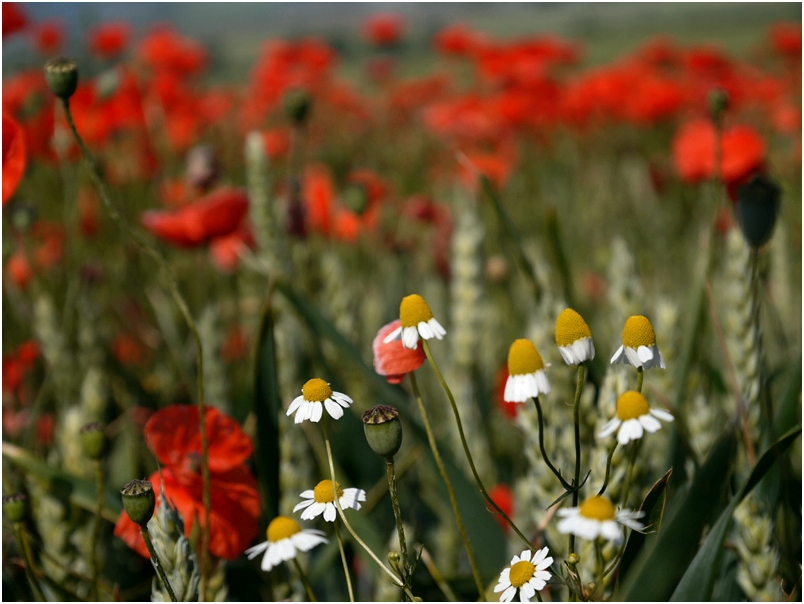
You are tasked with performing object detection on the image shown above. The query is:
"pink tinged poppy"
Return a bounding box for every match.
[373,320,425,384]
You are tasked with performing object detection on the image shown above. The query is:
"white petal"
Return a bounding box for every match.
[653,348,666,369]
[402,326,419,349]
[494,578,511,593]
[504,377,519,402]
[429,318,446,338]
[299,489,315,498]
[324,398,344,420]
[323,503,337,522]
[418,321,434,339]
[650,408,674,422]
[332,391,353,406]
[637,346,654,363]
[294,402,309,424]
[624,347,642,367]
[598,418,621,439]
[558,346,577,365]
[617,419,641,445]
[600,520,623,543]
[535,370,551,395]
[529,577,547,592]
[610,345,625,365]
[639,413,662,433]
[530,547,548,566]
[287,395,305,416]
[310,401,323,422]
[263,544,281,571]
[293,498,315,513]
[246,541,269,559]
[520,583,535,601]
[383,326,402,344]
[501,586,517,602]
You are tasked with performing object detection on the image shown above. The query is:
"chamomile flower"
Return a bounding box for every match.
[286,378,353,424]
[246,516,328,572]
[598,390,674,445]
[610,315,666,369]
[494,547,553,602]
[293,480,366,522]
[504,339,550,402]
[383,294,446,350]
[555,308,595,365]
[557,495,644,544]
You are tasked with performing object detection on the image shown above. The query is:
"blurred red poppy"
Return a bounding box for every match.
[489,484,514,534]
[5,252,32,290]
[138,26,208,76]
[769,22,802,60]
[209,226,255,273]
[113,334,148,367]
[77,187,100,237]
[114,405,260,561]
[262,127,291,160]
[363,13,405,47]
[495,366,518,421]
[32,20,63,55]
[434,23,485,57]
[373,320,425,384]
[3,3,28,38]
[3,113,27,205]
[141,187,249,247]
[221,326,248,363]
[88,22,130,60]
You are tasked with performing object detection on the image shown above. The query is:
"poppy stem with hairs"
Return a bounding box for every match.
[59,97,212,601]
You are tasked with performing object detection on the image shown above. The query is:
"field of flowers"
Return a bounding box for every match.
[2,4,802,602]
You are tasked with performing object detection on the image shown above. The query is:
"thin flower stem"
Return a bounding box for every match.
[140,526,177,602]
[90,460,104,602]
[621,441,640,508]
[532,396,574,490]
[568,363,586,561]
[408,371,485,599]
[385,459,410,588]
[636,367,643,393]
[333,520,355,602]
[421,340,535,551]
[597,441,619,496]
[291,557,318,602]
[60,98,211,601]
[14,524,45,601]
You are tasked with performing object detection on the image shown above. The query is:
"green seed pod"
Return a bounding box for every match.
[3,493,28,524]
[121,479,156,527]
[79,422,108,460]
[44,57,78,100]
[362,405,403,460]
[736,174,781,248]
[284,88,312,125]
[343,183,369,215]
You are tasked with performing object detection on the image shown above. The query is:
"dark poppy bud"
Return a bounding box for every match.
[736,174,781,248]
[708,88,729,124]
[80,422,108,460]
[343,183,369,215]
[44,57,78,100]
[121,479,156,527]
[284,89,312,125]
[3,493,28,524]
[362,405,403,460]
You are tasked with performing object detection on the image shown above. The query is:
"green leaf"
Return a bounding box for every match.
[669,426,801,601]
[2,442,121,521]
[618,431,736,601]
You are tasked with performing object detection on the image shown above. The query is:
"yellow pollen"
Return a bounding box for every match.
[616,391,650,421]
[508,339,544,375]
[555,308,592,347]
[302,378,332,402]
[622,316,656,348]
[399,294,434,328]
[579,496,616,521]
[267,516,301,542]
[509,560,536,588]
[313,480,344,503]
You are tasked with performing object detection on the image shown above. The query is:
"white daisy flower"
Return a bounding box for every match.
[246,516,328,572]
[598,390,674,445]
[293,480,366,522]
[610,315,666,369]
[493,547,553,602]
[383,294,446,350]
[286,378,353,424]
[557,495,644,544]
[555,308,595,365]
[504,339,550,402]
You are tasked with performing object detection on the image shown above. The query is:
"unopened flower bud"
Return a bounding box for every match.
[44,57,78,100]
[121,479,155,527]
[567,553,580,565]
[284,88,312,125]
[362,405,403,459]
[736,174,780,248]
[3,493,28,524]
[80,422,108,460]
[388,550,400,564]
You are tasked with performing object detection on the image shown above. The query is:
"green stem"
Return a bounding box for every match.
[597,441,618,496]
[408,371,485,599]
[15,524,45,601]
[60,98,211,601]
[421,340,535,551]
[90,460,104,601]
[636,367,643,393]
[141,526,177,602]
[291,557,318,602]
[569,363,586,560]
[333,520,354,602]
[621,441,640,508]
[532,396,574,490]
[386,459,410,589]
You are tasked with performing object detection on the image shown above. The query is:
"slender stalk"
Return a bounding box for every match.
[532,396,574,490]
[333,520,354,602]
[636,367,643,393]
[597,441,619,496]
[14,524,45,601]
[141,526,177,602]
[408,371,484,599]
[421,340,534,550]
[60,98,211,601]
[420,548,458,602]
[568,364,586,561]
[621,441,640,508]
[291,557,318,602]
[90,460,104,601]
[385,459,410,587]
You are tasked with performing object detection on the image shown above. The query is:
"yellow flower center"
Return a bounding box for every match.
[508,339,544,375]
[579,496,616,521]
[267,516,301,542]
[555,308,592,347]
[302,378,332,402]
[313,480,344,503]
[399,294,433,328]
[616,390,650,420]
[622,316,656,348]
[509,560,536,588]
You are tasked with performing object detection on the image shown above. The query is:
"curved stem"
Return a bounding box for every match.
[636,367,643,393]
[333,520,354,602]
[291,557,318,602]
[569,363,586,561]
[408,371,485,599]
[532,397,574,490]
[90,460,104,601]
[597,441,618,496]
[141,526,177,602]
[386,459,410,589]
[421,340,535,551]
[15,524,45,601]
[60,98,211,601]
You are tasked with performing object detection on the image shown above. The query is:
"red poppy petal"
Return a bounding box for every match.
[206,466,261,560]
[3,113,27,205]
[144,405,200,467]
[373,320,425,382]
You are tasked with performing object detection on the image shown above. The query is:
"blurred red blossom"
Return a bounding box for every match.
[373,320,425,384]
[88,22,131,59]
[113,334,148,367]
[114,405,260,560]
[262,127,291,160]
[3,3,28,38]
[5,252,32,291]
[2,341,39,395]
[32,20,63,55]
[363,13,405,47]
[138,26,208,76]
[434,23,485,57]
[3,113,27,205]
[30,222,65,271]
[2,71,55,160]
[489,484,514,534]
[769,22,802,60]
[221,326,249,363]
[495,366,518,421]
[209,226,255,273]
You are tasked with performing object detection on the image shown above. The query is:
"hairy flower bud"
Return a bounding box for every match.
[121,479,156,527]
[44,57,78,100]
[362,405,403,459]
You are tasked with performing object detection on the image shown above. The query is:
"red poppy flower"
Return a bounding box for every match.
[5,252,32,290]
[3,113,27,205]
[88,22,130,60]
[262,127,290,160]
[114,405,260,561]
[141,187,249,248]
[373,320,425,384]
[489,484,514,534]
[363,13,405,47]
[769,22,802,60]
[112,334,148,367]
[138,26,208,76]
[3,3,28,38]
[209,226,255,274]
[433,23,485,57]
[32,20,63,55]
[494,366,518,421]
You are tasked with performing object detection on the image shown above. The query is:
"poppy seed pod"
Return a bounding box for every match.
[79,422,108,460]
[120,479,155,527]
[736,174,781,248]
[362,405,403,459]
[284,88,312,125]
[44,57,78,100]
[3,493,28,524]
